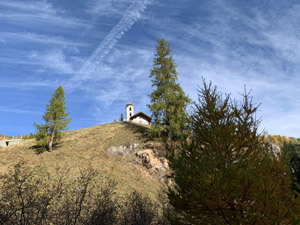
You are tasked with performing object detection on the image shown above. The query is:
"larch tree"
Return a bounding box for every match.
[167,81,300,224]
[34,86,71,152]
[148,38,190,141]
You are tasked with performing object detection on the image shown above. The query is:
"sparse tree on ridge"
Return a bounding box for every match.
[34,86,71,152]
[120,113,124,122]
[148,38,190,141]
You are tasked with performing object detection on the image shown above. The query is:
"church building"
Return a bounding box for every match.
[125,102,152,125]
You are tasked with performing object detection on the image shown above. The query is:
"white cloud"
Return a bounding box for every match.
[0,106,38,114]
[0,81,57,89]
[0,0,61,15]
[0,32,89,47]
[0,56,40,65]
[86,0,134,16]
[1,12,87,29]
[42,50,76,74]
[0,0,85,30]
[28,49,83,75]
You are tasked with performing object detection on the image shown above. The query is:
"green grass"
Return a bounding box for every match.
[0,122,164,200]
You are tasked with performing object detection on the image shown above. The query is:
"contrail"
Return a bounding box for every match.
[70,0,152,88]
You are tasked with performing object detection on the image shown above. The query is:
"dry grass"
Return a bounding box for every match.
[0,122,164,200]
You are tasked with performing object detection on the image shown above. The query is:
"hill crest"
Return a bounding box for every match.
[0,122,166,199]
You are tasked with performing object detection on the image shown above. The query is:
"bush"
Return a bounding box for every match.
[0,162,168,225]
[120,191,169,225]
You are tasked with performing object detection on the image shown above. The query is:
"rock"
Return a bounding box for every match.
[270,143,281,156]
[133,145,172,185]
[152,148,159,155]
[135,146,170,176]
[136,150,145,157]
[164,162,169,169]
[161,159,169,169]
[143,143,153,149]
[107,143,139,156]
[133,143,139,148]
[155,165,161,170]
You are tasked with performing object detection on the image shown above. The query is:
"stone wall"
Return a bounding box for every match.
[0,139,22,147]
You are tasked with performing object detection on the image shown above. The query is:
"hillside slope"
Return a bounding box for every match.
[0,122,165,199]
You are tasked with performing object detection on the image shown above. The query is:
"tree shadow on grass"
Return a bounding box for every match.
[122,122,153,141]
[30,142,62,155]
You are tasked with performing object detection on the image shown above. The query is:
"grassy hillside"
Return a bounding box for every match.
[0,122,164,200]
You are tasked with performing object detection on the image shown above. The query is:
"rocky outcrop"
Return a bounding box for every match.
[107,143,139,156]
[135,149,169,172]
[133,143,171,185]
[107,142,171,185]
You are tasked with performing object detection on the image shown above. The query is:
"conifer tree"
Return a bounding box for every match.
[167,81,300,224]
[148,39,190,141]
[34,86,71,152]
[282,142,300,193]
[120,113,124,122]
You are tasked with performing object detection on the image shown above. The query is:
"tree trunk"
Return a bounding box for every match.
[48,125,56,152]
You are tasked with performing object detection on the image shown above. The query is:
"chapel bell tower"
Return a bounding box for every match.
[126,102,134,121]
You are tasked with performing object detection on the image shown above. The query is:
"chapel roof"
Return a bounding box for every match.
[130,112,152,122]
[126,102,133,107]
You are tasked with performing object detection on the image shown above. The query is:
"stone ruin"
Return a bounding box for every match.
[0,139,22,148]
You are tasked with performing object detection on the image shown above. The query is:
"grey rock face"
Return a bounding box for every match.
[270,143,281,156]
[107,143,139,156]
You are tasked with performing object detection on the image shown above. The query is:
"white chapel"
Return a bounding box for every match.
[125,102,152,125]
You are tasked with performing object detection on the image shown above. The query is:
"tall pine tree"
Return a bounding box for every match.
[34,86,71,152]
[148,39,190,141]
[167,81,300,224]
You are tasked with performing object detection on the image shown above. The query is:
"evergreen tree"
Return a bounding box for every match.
[148,39,190,141]
[120,113,124,122]
[34,86,71,152]
[167,81,300,224]
[28,133,35,139]
[282,142,300,193]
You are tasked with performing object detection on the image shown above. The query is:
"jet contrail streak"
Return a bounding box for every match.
[71,0,152,86]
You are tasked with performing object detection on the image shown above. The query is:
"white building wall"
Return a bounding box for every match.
[131,116,150,125]
[126,104,134,121]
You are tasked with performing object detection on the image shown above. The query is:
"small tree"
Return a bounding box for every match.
[167,81,300,224]
[148,38,190,141]
[34,86,71,152]
[28,133,35,139]
[120,113,124,122]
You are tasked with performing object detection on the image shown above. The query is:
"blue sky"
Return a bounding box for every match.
[1,0,300,137]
